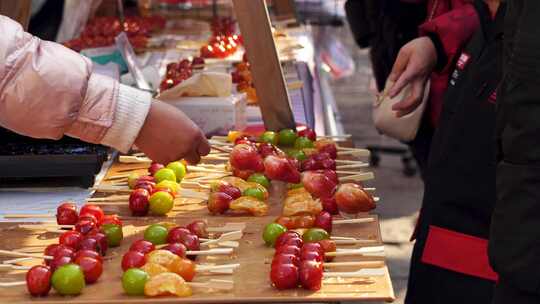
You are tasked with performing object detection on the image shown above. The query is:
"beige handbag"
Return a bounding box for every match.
[372,79,429,142]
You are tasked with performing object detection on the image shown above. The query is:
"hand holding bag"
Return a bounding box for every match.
[372,79,429,142]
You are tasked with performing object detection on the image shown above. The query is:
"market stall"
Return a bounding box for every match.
[0,0,394,302]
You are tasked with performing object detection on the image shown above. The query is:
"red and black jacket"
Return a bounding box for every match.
[405,2,505,303]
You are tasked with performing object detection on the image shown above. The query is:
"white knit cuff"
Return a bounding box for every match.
[101,84,152,153]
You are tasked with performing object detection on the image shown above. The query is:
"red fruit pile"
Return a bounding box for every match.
[123,220,207,270]
[335,183,376,214]
[231,55,258,104]
[200,17,242,59]
[225,128,376,217]
[159,57,205,92]
[301,152,336,171]
[270,232,337,291]
[128,162,181,216]
[228,141,301,184]
[63,16,165,52]
[275,211,334,233]
[207,179,269,216]
[26,202,120,296]
[207,181,242,215]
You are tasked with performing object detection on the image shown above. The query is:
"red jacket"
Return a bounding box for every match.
[417,0,480,127]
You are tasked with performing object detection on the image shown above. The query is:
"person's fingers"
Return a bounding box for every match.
[197,136,211,156]
[388,48,410,84]
[389,67,415,98]
[394,80,425,117]
[183,151,201,165]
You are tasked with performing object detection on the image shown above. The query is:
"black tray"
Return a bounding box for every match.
[0,129,109,187]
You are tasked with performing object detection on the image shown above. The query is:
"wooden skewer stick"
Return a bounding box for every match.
[2,257,34,265]
[91,186,208,200]
[87,196,129,202]
[186,166,228,174]
[210,145,232,153]
[119,155,151,164]
[206,223,246,233]
[335,170,367,175]
[326,246,385,258]
[337,149,371,157]
[0,281,26,287]
[336,163,369,170]
[200,241,239,248]
[0,250,52,260]
[200,231,243,246]
[0,264,30,271]
[332,239,379,245]
[334,218,375,225]
[196,263,240,272]
[188,279,234,291]
[324,267,386,278]
[4,214,54,219]
[339,172,375,182]
[208,139,233,146]
[181,181,211,189]
[18,224,72,230]
[104,173,130,180]
[11,247,46,253]
[187,248,233,256]
[202,155,229,161]
[318,134,352,139]
[323,261,385,269]
[330,236,357,240]
[335,159,365,165]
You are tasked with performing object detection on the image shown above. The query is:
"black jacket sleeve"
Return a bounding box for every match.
[489,0,540,296]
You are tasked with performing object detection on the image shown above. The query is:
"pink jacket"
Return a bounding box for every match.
[0,15,151,152]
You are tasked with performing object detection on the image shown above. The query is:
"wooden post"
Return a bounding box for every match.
[233,0,296,131]
[0,0,32,29]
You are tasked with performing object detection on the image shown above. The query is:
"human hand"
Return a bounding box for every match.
[387,37,437,117]
[134,101,210,164]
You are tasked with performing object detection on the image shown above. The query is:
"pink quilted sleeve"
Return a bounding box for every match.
[0,15,117,143]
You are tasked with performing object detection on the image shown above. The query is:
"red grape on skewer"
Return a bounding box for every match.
[129,188,150,216]
[56,202,78,225]
[264,155,301,184]
[59,231,83,251]
[208,192,233,214]
[129,239,155,255]
[302,171,337,199]
[230,144,265,172]
[298,128,317,141]
[272,253,300,268]
[162,243,187,258]
[314,211,332,233]
[320,196,339,215]
[74,250,103,264]
[75,256,103,284]
[148,162,165,175]
[80,204,104,223]
[186,220,209,238]
[270,263,299,290]
[335,183,376,214]
[299,260,323,291]
[121,251,146,271]
[26,265,52,297]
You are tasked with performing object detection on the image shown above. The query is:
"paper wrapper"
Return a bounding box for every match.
[157,72,232,100]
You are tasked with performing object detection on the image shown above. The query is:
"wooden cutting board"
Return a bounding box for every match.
[0,156,395,303]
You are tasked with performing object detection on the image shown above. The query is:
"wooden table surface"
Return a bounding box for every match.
[0,156,395,303]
